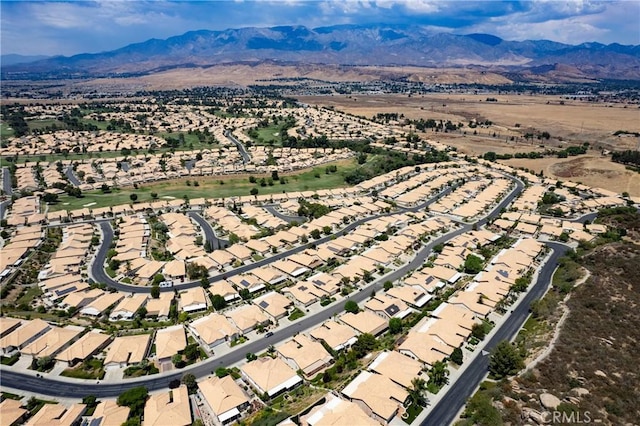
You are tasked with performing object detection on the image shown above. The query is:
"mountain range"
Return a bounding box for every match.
[3,24,640,81]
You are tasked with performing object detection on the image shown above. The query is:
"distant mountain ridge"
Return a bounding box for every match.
[3,24,639,81]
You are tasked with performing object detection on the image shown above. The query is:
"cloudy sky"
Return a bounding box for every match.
[2,0,639,56]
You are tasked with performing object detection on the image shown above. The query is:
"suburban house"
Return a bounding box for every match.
[143,385,192,426]
[341,371,408,424]
[299,393,379,426]
[309,320,358,352]
[189,313,239,349]
[277,334,333,378]
[199,376,250,425]
[103,334,151,368]
[240,357,302,398]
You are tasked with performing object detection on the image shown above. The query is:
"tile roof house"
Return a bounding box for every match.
[189,313,239,349]
[24,403,85,426]
[55,331,111,366]
[309,320,358,352]
[240,357,302,398]
[299,393,379,426]
[341,371,407,424]
[226,305,271,334]
[144,385,192,426]
[254,292,293,321]
[103,334,151,367]
[155,325,187,363]
[339,311,388,337]
[277,334,333,378]
[0,319,52,356]
[199,376,250,425]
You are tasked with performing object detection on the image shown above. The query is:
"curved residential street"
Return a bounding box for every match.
[2,177,524,398]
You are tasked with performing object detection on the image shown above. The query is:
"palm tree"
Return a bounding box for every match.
[428,360,450,388]
[408,377,428,407]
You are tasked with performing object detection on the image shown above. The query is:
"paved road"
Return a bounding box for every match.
[224,130,251,164]
[263,205,307,224]
[422,241,570,426]
[65,166,82,186]
[90,183,470,293]
[2,166,13,195]
[2,177,525,398]
[187,211,228,250]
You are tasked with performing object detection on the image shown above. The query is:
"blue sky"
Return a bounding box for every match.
[2,1,639,56]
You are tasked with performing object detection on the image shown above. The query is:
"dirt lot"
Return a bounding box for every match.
[496,154,640,196]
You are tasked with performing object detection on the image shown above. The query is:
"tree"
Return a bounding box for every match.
[489,340,524,379]
[210,294,227,310]
[117,386,148,419]
[464,254,484,274]
[352,333,377,358]
[152,274,165,285]
[389,317,403,334]
[82,395,98,410]
[184,344,200,361]
[471,323,487,340]
[42,193,58,203]
[181,373,198,394]
[150,285,160,299]
[383,280,393,291]
[151,192,158,200]
[172,354,185,368]
[129,193,138,203]
[428,360,449,388]
[450,347,463,365]
[344,300,359,314]
[408,377,428,407]
[250,187,259,196]
[483,151,497,162]
[310,229,321,239]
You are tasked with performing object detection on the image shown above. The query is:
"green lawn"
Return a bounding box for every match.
[17,286,43,306]
[402,402,424,424]
[246,123,287,146]
[49,158,359,212]
[288,308,306,321]
[0,122,14,139]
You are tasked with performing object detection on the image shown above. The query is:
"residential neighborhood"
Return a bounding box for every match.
[1,92,637,426]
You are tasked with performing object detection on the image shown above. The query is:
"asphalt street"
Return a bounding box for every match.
[2,166,13,195]
[421,241,570,426]
[2,178,524,398]
[65,166,82,186]
[90,185,459,293]
[187,211,228,250]
[263,204,307,224]
[224,130,251,164]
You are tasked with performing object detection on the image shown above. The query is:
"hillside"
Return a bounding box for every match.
[3,24,639,81]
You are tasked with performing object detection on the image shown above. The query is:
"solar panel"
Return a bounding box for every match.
[241,279,250,287]
[385,304,400,315]
[258,301,269,308]
[299,285,308,291]
[55,286,78,297]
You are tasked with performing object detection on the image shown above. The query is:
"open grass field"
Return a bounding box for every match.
[48,158,359,211]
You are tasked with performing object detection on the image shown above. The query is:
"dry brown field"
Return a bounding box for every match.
[497,155,640,196]
[298,93,639,196]
[297,93,639,151]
